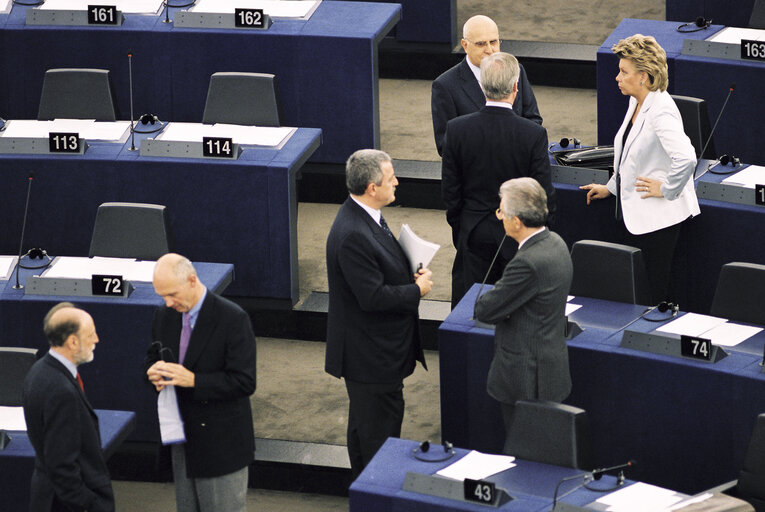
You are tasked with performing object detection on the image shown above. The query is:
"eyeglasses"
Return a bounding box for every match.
[465,38,502,49]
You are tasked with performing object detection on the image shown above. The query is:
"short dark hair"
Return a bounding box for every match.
[43,302,80,347]
[345,149,391,195]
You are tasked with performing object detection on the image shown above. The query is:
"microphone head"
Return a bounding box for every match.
[28,171,35,180]
[729,83,736,91]
[628,459,637,467]
[127,49,133,57]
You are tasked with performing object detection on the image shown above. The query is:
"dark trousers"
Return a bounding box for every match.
[500,402,516,455]
[623,220,684,304]
[345,379,405,480]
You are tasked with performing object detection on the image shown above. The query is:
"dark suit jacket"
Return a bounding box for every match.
[441,105,556,249]
[474,230,573,405]
[23,353,114,512]
[146,292,257,478]
[431,57,542,155]
[325,198,426,384]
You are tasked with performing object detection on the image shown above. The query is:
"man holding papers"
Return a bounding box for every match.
[475,178,572,451]
[23,302,115,512]
[325,149,433,479]
[144,253,256,512]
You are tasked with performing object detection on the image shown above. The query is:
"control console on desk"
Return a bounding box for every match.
[696,161,765,207]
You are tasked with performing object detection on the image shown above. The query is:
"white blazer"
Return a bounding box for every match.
[606,90,700,235]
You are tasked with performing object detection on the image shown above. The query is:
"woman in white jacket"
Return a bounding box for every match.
[581,34,699,304]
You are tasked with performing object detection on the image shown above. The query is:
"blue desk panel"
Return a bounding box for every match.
[0,128,321,300]
[0,410,135,512]
[0,1,398,164]
[439,283,765,494]
[350,437,629,512]
[0,262,232,442]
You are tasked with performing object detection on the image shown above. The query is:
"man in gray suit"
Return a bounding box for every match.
[474,178,573,450]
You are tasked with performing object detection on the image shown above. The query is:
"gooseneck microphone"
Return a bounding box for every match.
[13,172,35,290]
[128,49,137,151]
[592,459,636,481]
[473,234,507,317]
[695,83,736,179]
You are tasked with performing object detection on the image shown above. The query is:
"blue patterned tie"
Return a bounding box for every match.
[380,215,394,239]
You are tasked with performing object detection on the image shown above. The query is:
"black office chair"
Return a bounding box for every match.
[0,347,38,407]
[671,94,715,160]
[570,240,651,305]
[38,68,118,121]
[202,72,281,127]
[750,0,765,29]
[504,400,593,470]
[710,262,765,326]
[89,202,173,261]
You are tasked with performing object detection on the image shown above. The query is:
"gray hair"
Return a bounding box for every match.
[499,177,548,227]
[480,52,520,101]
[345,149,392,195]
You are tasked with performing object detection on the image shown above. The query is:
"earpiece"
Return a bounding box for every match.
[677,16,712,32]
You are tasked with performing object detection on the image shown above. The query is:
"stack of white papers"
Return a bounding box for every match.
[721,165,765,189]
[595,482,684,511]
[190,0,319,18]
[0,256,17,280]
[707,27,765,44]
[42,256,156,282]
[656,312,763,347]
[157,122,294,147]
[37,0,165,15]
[0,119,130,142]
[435,450,516,481]
[0,406,27,431]
[1,0,13,15]
[398,224,440,274]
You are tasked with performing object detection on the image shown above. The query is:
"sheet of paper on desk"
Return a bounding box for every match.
[565,303,582,316]
[656,312,727,337]
[435,450,516,481]
[0,406,27,431]
[721,165,765,189]
[707,27,765,44]
[398,224,440,274]
[38,0,164,14]
[158,122,293,147]
[1,0,12,15]
[702,322,763,347]
[42,256,156,282]
[594,482,683,511]
[0,256,16,280]
[0,120,55,139]
[85,121,131,141]
[190,0,318,18]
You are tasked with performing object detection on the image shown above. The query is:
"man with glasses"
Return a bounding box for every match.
[431,14,542,157]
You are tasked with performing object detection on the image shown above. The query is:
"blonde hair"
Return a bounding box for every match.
[612,34,668,92]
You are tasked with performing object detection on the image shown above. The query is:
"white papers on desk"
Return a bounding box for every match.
[190,0,319,18]
[707,27,765,44]
[398,224,440,274]
[42,256,156,282]
[0,406,27,431]
[721,165,765,189]
[565,303,583,316]
[0,256,17,280]
[156,122,294,147]
[435,450,516,481]
[0,119,130,142]
[594,482,683,511]
[656,312,763,347]
[1,0,12,15]
[37,0,164,14]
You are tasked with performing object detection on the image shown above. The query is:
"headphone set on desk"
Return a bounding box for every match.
[677,16,712,33]
[641,301,679,322]
[132,114,165,134]
[12,0,45,5]
[412,440,455,462]
[707,154,743,175]
[548,137,581,153]
[18,248,53,270]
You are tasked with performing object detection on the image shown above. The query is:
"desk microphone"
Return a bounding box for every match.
[592,459,636,480]
[551,472,592,510]
[13,172,35,290]
[127,49,137,151]
[473,233,506,318]
[695,83,736,179]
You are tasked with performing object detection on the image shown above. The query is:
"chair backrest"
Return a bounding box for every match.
[570,240,651,305]
[671,94,715,160]
[202,72,281,127]
[738,413,765,510]
[0,347,38,406]
[89,202,172,261]
[750,0,765,29]
[504,400,593,470]
[711,262,765,326]
[38,68,118,121]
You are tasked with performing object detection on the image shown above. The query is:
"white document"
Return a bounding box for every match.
[157,122,294,147]
[157,387,186,445]
[0,120,55,139]
[38,0,164,14]
[721,165,765,189]
[565,303,583,316]
[1,0,13,15]
[190,0,319,18]
[702,322,763,347]
[42,256,156,282]
[0,256,17,280]
[708,27,765,44]
[595,482,683,511]
[0,119,129,142]
[435,450,516,481]
[84,121,131,141]
[0,406,28,431]
[656,312,728,337]
[398,224,440,274]
[567,295,574,302]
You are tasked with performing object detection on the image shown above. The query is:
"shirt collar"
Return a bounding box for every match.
[466,57,482,84]
[518,227,546,249]
[350,194,382,225]
[485,100,513,110]
[185,286,207,329]
[48,348,78,379]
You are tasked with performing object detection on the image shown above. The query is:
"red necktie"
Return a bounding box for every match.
[178,314,191,364]
[76,373,84,392]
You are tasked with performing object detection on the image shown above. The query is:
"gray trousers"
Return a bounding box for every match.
[171,444,248,512]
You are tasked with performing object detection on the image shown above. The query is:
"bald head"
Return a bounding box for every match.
[462,15,501,67]
[44,304,87,347]
[153,253,205,312]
